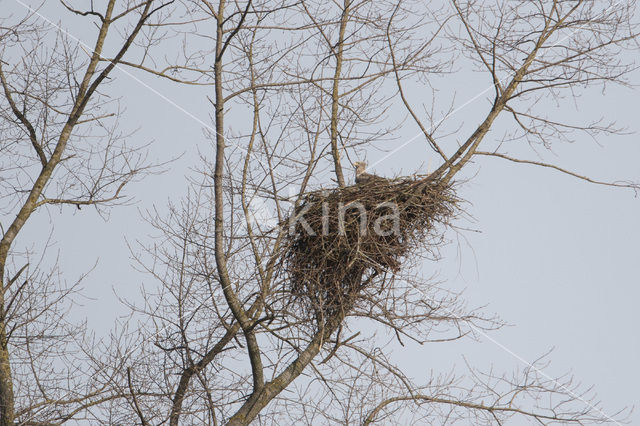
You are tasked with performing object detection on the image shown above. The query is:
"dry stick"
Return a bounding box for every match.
[127,368,149,426]
[329,0,351,188]
[475,151,639,192]
[363,394,589,425]
[385,2,449,163]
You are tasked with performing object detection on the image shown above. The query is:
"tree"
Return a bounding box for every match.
[115,0,638,425]
[1,0,638,425]
[0,1,172,424]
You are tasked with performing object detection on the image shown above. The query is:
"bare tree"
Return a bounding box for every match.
[0,1,173,424]
[109,0,639,425]
[2,0,638,425]
[408,0,640,189]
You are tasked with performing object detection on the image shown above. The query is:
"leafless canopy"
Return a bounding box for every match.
[0,0,638,425]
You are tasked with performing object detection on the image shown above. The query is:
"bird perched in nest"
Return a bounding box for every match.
[354,161,385,184]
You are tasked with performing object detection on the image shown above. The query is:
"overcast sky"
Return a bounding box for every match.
[4,0,640,423]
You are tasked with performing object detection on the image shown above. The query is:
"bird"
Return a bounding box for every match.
[354,161,385,184]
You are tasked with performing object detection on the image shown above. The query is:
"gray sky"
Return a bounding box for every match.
[5,0,640,423]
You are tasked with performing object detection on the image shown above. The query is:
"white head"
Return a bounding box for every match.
[354,161,367,174]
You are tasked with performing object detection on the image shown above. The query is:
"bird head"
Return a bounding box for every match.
[354,161,367,174]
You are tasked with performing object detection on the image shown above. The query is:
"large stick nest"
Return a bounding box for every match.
[280,175,458,321]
